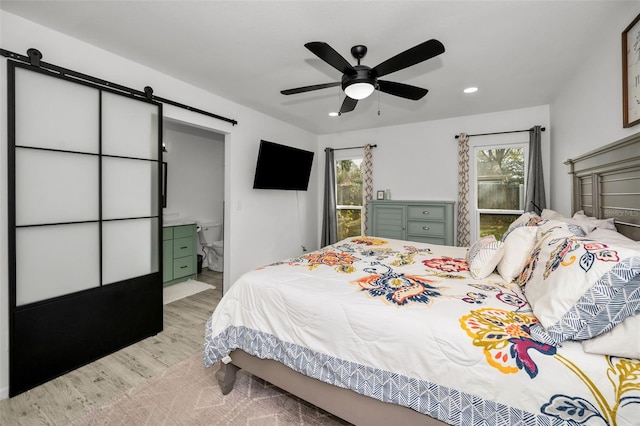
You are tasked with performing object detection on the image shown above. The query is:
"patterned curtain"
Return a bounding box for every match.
[362,144,374,235]
[456,133,471,247]
[321,148,338,246]
[524,125,546,214]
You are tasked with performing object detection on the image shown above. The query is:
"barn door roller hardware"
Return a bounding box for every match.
[1,47,238,126]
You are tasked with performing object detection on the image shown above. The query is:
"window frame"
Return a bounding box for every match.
[334,152,364,239]
[470,142,529,241]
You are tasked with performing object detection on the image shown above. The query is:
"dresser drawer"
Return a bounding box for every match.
[410,235,447,245]
[407,220,445,236]
[173,225,194,239]
[407,205,446,221]
[173,256,194,279]
[173,236,194,258]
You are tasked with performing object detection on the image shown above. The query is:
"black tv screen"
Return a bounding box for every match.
[253,140,314,190]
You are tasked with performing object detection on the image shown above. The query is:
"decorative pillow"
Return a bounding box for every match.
[587,228,640,250]
[522,224,640,346]
[497,226,538,283]
[538,209,596,235]
[573,210,617,231]
[515,220,576,288]
[467,235,505,279]
[502,212,543,241]
[541,209,566,220]
[581,314,640,359]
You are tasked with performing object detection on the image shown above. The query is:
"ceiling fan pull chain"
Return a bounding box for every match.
[377,85,381,116]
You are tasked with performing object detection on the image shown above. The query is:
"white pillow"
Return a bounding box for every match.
[573,210,617,231]
[467,235,505,279]
[538,209,596,235]
[582,314,640,359]
[587,228,640,250]
[541,209,566,220]
[497,226,538,283]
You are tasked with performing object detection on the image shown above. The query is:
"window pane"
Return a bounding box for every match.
[15,67,99,153]
[16,149,99,226]
[335,158,363,240]
[337,208,362,240]
[336,159,363,206]
[102,92,159,160]
[477,148,525,210]
[16,223,100,306]
[102,218,159,285]
[102,157,158,219]
[479,213,520,239]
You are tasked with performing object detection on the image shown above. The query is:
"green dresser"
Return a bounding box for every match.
[367,200,455,246]
[163,224,197,287]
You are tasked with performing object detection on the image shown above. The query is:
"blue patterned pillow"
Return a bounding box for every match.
[524,224,640,346]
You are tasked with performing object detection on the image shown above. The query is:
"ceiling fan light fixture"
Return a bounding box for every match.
[344,82,375,100]
[283,40,445,113]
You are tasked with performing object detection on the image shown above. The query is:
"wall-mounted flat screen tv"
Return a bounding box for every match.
[253,140,314,191]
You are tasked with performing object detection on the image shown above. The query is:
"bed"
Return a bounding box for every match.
[203,133,640,426]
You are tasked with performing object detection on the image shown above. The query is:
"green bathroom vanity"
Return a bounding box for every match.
[163,222,197,286]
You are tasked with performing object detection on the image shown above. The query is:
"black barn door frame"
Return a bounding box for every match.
[7,60,163,396]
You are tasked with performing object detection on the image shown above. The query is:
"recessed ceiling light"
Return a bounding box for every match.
[328,112,339,117]
[464,87,478,94]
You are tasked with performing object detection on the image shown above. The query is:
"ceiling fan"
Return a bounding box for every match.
[281,40,445,114]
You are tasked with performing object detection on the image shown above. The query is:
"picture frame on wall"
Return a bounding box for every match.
[622,12,640,128]
[376,190,385,200]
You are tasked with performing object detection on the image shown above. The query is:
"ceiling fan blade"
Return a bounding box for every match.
[281,82,340,95]
[305,42,356,75]
[377,80,428,100]
[372,39,445,78]
[340,96,358,114]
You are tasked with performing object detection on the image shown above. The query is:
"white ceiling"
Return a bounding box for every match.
[0,1,634,135]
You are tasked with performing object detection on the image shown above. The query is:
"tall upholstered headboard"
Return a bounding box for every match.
[564,131,640,241]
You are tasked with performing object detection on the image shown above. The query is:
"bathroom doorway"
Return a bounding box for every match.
[162,119,225,285]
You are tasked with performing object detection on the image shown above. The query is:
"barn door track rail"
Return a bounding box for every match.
[1,47,238,126]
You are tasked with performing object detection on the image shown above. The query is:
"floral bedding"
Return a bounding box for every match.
[203,237,639,426]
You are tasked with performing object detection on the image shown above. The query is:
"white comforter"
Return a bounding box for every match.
[204,237,640,426]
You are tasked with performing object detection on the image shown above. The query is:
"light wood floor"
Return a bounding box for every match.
[0,270,223,425]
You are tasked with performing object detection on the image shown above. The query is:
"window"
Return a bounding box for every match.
[335,157,364,240]
[474,145,527,240]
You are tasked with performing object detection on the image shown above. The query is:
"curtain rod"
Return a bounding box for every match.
[1,47,238,126]
[325,144,377,152]
[454,126,545,139]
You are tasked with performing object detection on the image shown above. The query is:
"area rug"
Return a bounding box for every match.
[69,353,347,425]
[163,279,215,305]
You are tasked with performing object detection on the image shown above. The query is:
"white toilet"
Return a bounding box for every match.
[198,222,224,272]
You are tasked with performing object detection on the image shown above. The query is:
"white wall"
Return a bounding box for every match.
[317,105,551,242]
[0,11,318,399]
[550,3,640,215]
[163,120,225,225]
